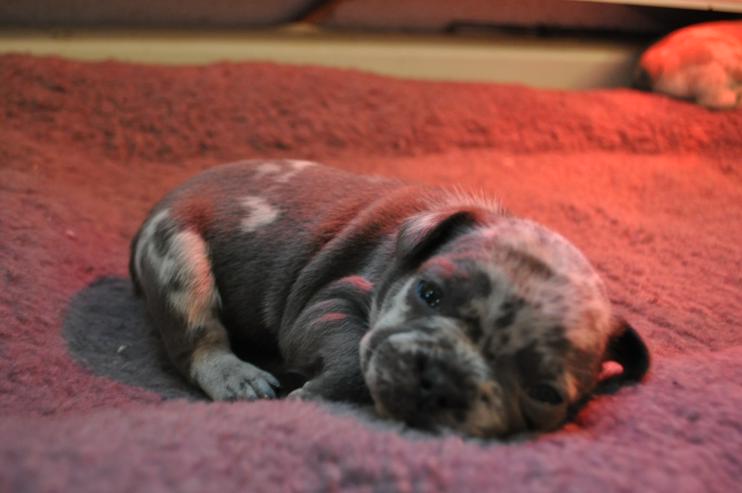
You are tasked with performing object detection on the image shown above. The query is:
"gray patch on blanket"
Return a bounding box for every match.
[61,277,509,441]
[63,276,205,400]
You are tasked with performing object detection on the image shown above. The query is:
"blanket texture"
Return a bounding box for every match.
[1,54,741,493]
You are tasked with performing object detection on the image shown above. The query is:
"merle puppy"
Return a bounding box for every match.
[130,159,649,437]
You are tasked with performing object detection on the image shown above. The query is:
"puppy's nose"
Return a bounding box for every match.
[415,353,469,413]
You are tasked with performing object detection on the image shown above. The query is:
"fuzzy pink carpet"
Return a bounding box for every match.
[1,54,741,492]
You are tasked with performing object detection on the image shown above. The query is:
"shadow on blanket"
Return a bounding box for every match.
[63,276,396,431]
[63,276,203,401]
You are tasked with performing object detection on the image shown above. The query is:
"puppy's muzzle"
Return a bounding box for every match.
[362,327,478,429]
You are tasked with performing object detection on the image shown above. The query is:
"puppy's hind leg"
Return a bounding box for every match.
[132,210,279,401]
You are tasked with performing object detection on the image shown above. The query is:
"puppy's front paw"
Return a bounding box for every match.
[192,353,280,401]
[287,387,315,400]
[286,381,330,401]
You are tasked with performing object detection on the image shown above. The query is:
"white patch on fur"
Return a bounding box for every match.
[275,160,315,183]
[133,208,170,282]
[370,277,415,330]
[385,330,424,353]
[253,162,283,179]
[241,195,279,232]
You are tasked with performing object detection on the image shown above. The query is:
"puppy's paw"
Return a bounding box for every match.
[286,385,322,401]
[286,387,311,400]
[193,353,280,401]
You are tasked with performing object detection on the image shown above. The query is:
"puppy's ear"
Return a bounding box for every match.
[396,209,482,266]
[600,318,651,384]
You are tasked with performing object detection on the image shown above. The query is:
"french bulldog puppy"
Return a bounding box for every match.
[130,159,650,437]
[636,20,742,109]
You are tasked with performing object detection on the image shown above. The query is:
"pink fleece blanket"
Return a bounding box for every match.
[1,54,741,492]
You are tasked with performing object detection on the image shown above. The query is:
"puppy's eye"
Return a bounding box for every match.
[526,384,563,405]
[416,280,442,309]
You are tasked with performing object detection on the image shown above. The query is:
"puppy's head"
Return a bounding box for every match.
[361,208,649,437]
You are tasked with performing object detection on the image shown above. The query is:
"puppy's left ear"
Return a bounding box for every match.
[396,209,483,267]
[601,318,651,384]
